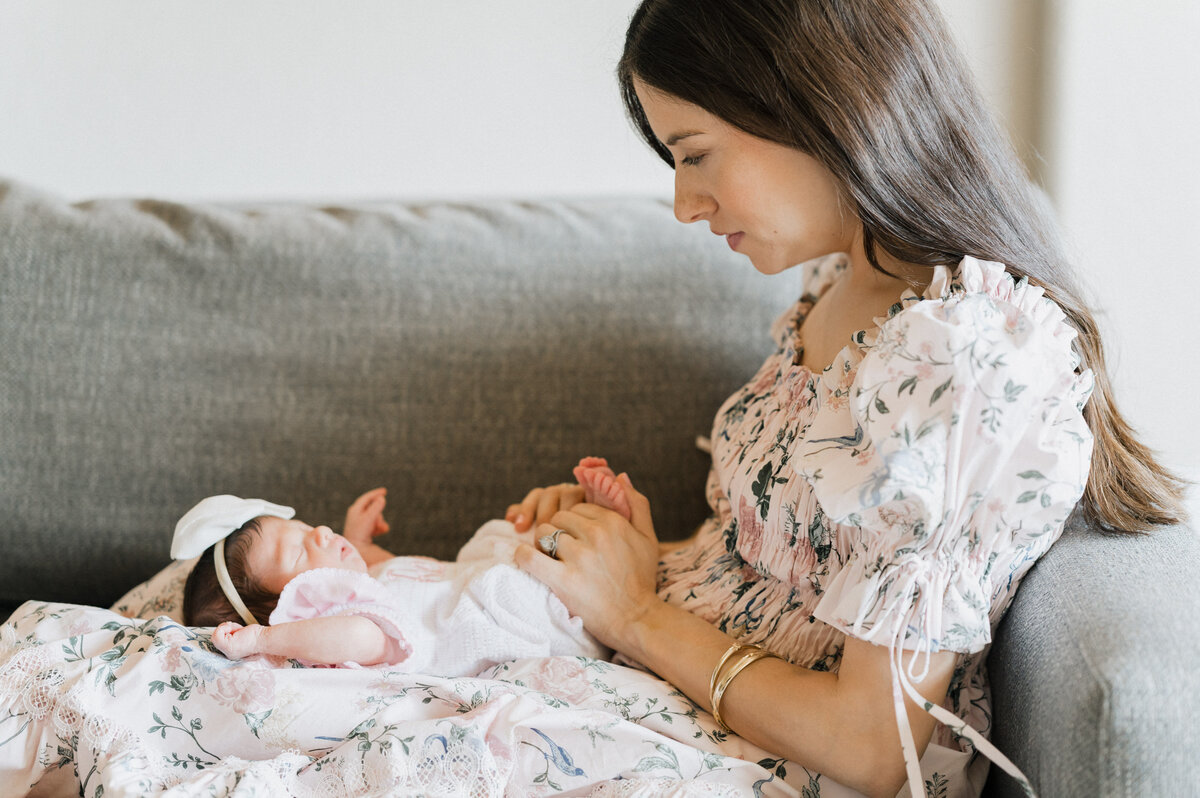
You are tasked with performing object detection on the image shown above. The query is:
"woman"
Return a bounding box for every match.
[509,1,1189,796]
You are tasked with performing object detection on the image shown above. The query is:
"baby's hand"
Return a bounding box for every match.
[344,487,389,545]
[212,621,265,660]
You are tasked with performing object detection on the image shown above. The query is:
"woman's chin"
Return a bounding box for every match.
[747,254,794,276]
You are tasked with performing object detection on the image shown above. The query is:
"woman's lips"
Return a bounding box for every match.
[726,232,744,251]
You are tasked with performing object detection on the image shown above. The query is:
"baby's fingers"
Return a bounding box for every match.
[353,487,387,510]
[212,622,244,657]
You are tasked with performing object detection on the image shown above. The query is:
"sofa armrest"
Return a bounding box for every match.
[984,517,1200,797]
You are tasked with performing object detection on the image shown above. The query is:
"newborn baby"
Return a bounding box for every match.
[176,458,630,675]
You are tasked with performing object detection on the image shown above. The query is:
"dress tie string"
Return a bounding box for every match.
[847,555,1038,797]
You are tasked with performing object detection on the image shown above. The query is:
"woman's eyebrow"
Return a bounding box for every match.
[666,131,704,146]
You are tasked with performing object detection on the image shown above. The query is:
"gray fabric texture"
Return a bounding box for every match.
[2,176,1196,796]
[984,517,1200,798]
[0,178,801,609]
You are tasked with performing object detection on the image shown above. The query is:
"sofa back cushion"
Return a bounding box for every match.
[0,179,801,611]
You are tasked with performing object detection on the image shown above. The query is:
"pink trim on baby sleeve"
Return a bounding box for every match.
[270,568,414,667]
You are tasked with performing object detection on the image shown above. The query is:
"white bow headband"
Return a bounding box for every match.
[172,495,295,626]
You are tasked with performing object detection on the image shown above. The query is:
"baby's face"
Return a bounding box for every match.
[245,516,368,593]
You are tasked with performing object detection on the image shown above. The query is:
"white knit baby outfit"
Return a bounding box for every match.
[270,520,607,674]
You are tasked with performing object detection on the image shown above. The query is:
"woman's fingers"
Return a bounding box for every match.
[563,493,656,543]
[545,508,604,544]
[618,473,655,538]
[508,488,543,531]
[512,541,567,591]
[536,490,560,527]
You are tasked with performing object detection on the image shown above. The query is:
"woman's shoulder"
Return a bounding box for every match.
[868,256,1087,376]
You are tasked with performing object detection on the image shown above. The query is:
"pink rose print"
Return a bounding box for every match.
[67,617,95,638]
[751,364,779,395]
[737,496,765,566]
[487,733,515,772]
[162,644,184,674]
[523,657,595,705]
[211,665,275,714]
[876,499,924,536]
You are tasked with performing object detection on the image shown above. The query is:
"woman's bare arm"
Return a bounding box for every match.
[626,601,956,798]
[515,476,956,798]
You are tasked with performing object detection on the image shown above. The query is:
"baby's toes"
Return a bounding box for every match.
[576,456,610,470]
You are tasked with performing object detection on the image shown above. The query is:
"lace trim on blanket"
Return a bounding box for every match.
[587,777,746,797]
[0,642,505,798]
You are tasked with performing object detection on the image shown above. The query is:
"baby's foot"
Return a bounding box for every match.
[573,457,632,520]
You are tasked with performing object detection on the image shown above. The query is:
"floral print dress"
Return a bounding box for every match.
[657,253,1095,796]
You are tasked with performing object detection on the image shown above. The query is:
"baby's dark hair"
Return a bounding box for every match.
[182,517,282,626]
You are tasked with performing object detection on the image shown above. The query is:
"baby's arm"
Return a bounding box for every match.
[343,487,394,566]
[212,617,390,666]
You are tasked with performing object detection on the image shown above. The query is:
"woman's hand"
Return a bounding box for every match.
[211,621,264,660]
[505,483,585,533]
[513,473,660,651]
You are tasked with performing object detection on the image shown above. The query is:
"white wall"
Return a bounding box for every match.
[1043,0,1200,512]
[2,0,1196,516]
[0,0,661,201]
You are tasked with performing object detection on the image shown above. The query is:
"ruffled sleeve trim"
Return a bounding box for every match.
[862,256,1084,372]
[270,568,413,667]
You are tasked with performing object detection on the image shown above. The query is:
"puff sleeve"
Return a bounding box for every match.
[793,257,1095,656]
[270,568,414,667]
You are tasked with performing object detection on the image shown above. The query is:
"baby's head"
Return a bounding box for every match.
[176,496,367,627]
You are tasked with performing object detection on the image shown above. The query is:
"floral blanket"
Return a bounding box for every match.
[0,602,813,797]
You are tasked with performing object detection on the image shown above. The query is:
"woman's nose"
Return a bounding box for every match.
[673,174,714,224]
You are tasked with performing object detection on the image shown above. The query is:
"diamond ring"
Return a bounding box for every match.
[538,528,566,559]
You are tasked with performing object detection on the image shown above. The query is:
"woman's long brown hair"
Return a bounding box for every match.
[618,0,1189,532]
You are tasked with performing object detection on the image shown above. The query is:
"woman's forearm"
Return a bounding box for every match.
[624,601,949,798]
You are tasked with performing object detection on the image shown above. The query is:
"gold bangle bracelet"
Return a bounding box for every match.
[711,645,778,732]
[708,642,753,705]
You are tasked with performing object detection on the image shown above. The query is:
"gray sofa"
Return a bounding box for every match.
[1,177,1196,797]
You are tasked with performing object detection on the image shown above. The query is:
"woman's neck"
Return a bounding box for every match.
[844,228,933,299]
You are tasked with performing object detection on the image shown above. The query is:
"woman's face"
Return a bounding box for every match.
[245,516,367,594]
[633,78,856,275]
